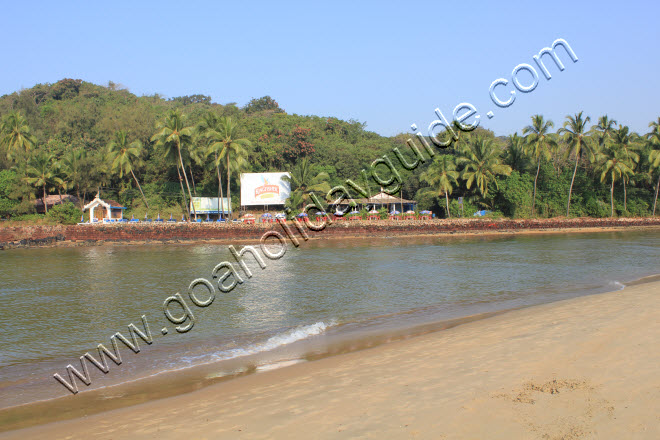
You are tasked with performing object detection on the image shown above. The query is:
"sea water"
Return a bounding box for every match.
[1,230,659,427]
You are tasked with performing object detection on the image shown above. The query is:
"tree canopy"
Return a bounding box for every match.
[0,79,658,221]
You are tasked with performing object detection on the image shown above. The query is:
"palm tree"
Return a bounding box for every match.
[558,112,592,217]
[283,157,331,209]
[597,143,634,217]
[157,130,191,218]
[592,115,618,149]
[284,191,304,214]
[646,117,660,215]
[420,154,459,217]
[151,110,196,220]
[647,117,660,141]
[92,150,113,195]
[212,117,251,220]
[197,112,226,216]
[23,152,62,214]
[0,111,37,160]
[107,130,149,210]
[504,133,529,172]
[457,136,512,198]
[611,125,640,212]
[60,149,87,208]
[52,161,71,203]
[522,115,556,216]
[450,120,470,154]
[186,140,205,196]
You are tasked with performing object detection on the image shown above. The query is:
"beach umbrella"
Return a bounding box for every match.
[406,210,415,214]
[390,210,400,215]
[297,213,308,217]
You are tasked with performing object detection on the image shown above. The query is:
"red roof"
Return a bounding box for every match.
[106,199,124,208]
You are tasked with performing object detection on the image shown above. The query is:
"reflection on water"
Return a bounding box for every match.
[0,230,659,413]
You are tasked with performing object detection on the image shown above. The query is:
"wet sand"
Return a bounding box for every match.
[2,280,658,439]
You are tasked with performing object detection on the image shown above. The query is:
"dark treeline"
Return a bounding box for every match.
[0,78,658,223]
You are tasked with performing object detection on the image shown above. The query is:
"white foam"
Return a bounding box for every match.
[179,321,336,366]
[256,359,305,372]
[608,280,625,291]
[259,321,334,352]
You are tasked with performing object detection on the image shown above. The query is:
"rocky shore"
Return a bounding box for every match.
[1,217,660,250]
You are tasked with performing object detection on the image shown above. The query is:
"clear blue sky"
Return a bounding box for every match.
[2,0,658,137]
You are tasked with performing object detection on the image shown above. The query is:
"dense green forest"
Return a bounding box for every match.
[0,78,658,224]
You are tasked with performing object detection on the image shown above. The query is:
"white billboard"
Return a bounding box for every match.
[240,172,291,206]
[190,197,231,214]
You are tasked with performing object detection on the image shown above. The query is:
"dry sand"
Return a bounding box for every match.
[2,281,659,439]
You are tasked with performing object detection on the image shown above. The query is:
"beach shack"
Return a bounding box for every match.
[83,195,126,222]
[33,194,79,213]
[330,191,416,214]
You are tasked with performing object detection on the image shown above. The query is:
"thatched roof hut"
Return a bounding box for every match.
[34,194,79,213]
[331,191,416,212]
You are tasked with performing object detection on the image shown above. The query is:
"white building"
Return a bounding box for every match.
[83,195,126,222]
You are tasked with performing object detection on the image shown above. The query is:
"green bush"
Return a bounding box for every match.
[0,170,16,198]
[11,213,45,222]
[449,199,477,217]
[0,198,17,218]
[0,170,19,217]
[585,198,610,218]
[414,189,439,213]
[46,202,83,225]
[626,199,649,217]
[568,196,588,218]
[484,211,505,219]
[496,171,533,218]
[13,199,37,215]
[537,163,570,217]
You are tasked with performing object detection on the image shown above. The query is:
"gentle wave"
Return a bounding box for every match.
[608,280,626,291]
[177,321,337,367]
[623,273,660,287]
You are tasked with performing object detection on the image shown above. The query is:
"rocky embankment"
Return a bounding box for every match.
[1,217,659,250]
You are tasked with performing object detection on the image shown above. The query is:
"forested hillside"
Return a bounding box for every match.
[0,79,658,223]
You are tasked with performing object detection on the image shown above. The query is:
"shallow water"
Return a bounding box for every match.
[0,230,659,419]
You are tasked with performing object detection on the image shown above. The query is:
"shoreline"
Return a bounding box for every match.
[2,279,658,438]
[0,308,515,433]
[1,217,660,250]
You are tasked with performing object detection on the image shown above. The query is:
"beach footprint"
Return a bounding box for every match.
[492,378,615,440]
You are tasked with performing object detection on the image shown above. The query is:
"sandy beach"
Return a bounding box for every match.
[2,279,658,439]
